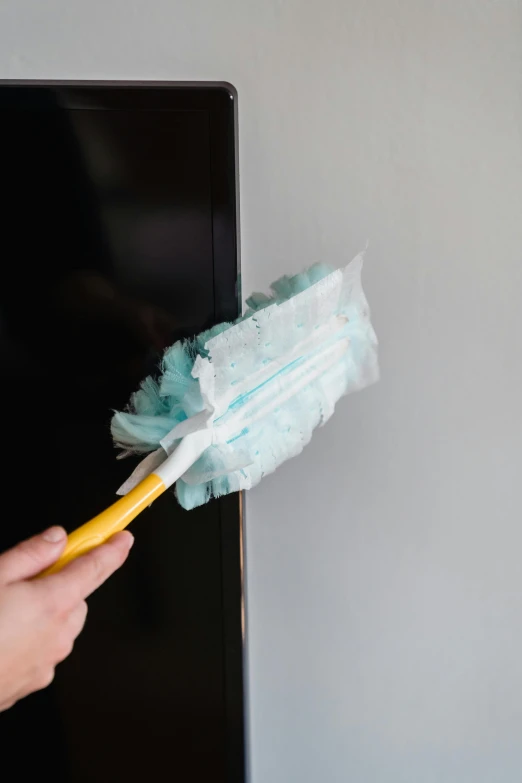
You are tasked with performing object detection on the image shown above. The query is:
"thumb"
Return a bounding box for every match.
[0,527,68,584]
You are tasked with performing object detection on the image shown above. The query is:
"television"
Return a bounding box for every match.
[0,81,244,783]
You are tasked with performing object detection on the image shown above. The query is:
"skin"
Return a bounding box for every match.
[0,525,133,712]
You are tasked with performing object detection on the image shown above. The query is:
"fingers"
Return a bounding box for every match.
[0,665,56,711]
[67,600,88,641]
[0,527,68,584]
[38,531,134,611]
[52,601,89,665]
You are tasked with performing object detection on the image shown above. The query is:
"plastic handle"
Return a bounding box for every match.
[40,473,166,577]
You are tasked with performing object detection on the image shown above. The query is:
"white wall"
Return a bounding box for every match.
[2,1,522,780]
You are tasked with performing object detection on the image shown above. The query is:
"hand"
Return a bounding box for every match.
[0,526,133,712]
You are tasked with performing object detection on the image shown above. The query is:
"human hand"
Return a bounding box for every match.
[0,526,133,712]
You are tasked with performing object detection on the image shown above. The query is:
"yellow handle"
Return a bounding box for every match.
[41,473,166,576]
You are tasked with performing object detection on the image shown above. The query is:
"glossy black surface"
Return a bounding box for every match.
[0,83,243,783]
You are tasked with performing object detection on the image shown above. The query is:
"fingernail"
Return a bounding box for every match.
[42,526,67,543]
[113,531,134,549]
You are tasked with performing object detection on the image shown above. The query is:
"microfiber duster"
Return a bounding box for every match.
[44,253,378,575]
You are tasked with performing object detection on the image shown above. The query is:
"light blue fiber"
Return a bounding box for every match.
[111,259,378,510]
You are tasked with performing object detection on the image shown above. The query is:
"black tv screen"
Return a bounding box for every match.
[0,82,243,783]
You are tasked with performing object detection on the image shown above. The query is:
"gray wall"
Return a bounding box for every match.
[1,1,522,781]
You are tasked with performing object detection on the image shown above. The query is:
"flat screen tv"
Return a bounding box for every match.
[0,81,244,783]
